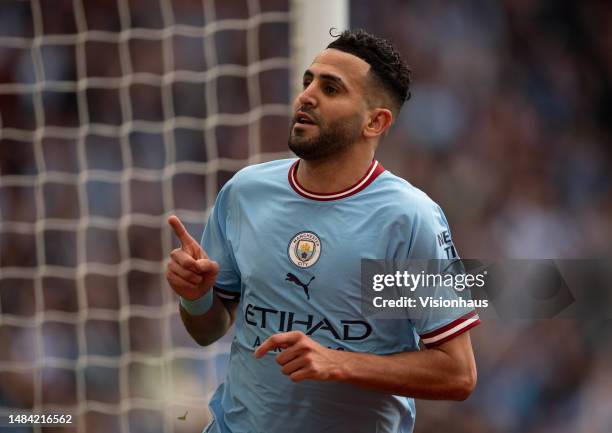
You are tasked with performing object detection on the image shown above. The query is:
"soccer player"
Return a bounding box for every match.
[166,29,479,433]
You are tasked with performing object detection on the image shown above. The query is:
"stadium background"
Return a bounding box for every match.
[1,0,611,432]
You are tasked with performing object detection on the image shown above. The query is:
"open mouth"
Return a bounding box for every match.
[294,112,316,126]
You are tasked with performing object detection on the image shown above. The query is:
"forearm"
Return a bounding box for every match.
[334,349,473,400]
[179,294,235,346]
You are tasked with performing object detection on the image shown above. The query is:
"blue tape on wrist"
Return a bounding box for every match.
[180,290,214,316]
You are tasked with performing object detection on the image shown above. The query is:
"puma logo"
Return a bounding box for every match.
[285,273,315,300]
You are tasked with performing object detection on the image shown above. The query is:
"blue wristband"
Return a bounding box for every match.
[180,290,214,316]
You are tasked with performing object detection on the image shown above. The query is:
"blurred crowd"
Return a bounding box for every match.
[1,0,611,432]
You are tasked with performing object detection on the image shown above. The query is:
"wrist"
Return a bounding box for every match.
[329,350,353,382]
[180,290,214,315]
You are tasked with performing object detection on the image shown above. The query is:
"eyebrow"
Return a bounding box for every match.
[303,70,348,91]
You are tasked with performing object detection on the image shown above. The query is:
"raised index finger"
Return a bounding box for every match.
[168,215,197,248]
[254,332,304,359]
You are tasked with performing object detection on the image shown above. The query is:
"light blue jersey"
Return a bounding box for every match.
[200,159,479,433]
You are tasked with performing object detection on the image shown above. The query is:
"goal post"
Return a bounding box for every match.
[290,0,349,98]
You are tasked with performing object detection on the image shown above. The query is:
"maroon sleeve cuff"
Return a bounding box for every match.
[419,311,480,348]
[213,286,241,302]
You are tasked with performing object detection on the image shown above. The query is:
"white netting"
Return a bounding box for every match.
[0,0,291,432]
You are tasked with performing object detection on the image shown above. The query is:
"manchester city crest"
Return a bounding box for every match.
[288,231,321,268]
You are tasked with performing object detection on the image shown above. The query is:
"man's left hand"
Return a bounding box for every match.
[254,331,347,383]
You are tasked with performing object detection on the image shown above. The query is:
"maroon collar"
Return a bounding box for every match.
[288,159,385,201]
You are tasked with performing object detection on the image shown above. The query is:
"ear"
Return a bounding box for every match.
[363,108,393,139]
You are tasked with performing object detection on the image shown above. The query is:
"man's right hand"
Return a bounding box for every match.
[166,215,219,301]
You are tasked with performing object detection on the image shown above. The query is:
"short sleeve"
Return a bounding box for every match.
[201,184,241,302]
[408,203,480,348]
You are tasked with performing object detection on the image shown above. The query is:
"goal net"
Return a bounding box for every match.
[0,0,303,432]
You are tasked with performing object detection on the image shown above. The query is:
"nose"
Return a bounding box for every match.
[296,84,317,108]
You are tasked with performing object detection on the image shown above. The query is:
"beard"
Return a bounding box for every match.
[288,112,363,161]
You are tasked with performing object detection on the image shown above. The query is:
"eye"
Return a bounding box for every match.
[324,85,338,95]
[302,80,312,89]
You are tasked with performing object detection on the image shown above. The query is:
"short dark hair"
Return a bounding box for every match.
[327,28,412,115]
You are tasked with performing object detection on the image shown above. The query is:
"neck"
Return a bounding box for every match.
[295,146,375,194]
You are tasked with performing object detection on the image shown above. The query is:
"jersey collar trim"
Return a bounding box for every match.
[288,159,385,201]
